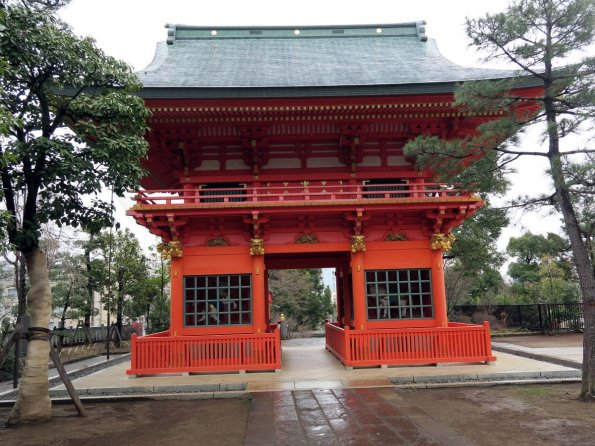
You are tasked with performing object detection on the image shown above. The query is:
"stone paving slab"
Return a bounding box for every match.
[245,387,478,446]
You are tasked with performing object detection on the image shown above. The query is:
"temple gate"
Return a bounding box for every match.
[126,23,541,375]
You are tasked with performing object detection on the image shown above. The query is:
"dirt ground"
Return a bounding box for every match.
[0,398,251,446]
[399,383,594,446]
[494,332,583,348]
[0,383,593,446]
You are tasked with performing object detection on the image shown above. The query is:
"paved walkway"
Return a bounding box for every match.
[245,387,475,446]
[44,337,579,397]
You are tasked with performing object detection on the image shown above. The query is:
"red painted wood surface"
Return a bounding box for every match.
[127,328,281,375]
[325,321,496,367]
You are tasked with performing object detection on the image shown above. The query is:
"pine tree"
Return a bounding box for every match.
[404,0,595,398]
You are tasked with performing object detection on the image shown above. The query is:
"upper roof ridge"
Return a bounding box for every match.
[164,22,427,45]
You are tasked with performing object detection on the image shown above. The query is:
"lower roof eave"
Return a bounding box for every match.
[137,78,542,100]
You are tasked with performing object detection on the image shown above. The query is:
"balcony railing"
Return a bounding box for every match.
[132,182,477,209]
[325,321,495,367]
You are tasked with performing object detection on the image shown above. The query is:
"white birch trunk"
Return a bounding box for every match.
[7,248,52,424]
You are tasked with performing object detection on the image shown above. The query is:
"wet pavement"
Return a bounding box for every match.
[245,387,475,446]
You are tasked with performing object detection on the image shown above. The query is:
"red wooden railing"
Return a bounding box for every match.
[127,327,281,375]
[132,182,476,208]
[325,322,350,363]
[325,321,495,367]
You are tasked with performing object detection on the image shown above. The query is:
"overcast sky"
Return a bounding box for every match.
[60,0,517,71]
[57,0,561,280]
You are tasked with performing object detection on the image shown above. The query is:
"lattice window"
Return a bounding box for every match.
[362,179,408,198]
[184,274,252,327]
[365,269,433,320]
[199,183,247,203]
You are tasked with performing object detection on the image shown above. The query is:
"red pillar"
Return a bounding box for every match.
[431,249,448,327]
[351,251,367,330]
[169,257,183,336]
[252,255,266,333]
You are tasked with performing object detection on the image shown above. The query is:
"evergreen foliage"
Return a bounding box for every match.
[0,1,150,422]
[269,269,333,334]
[404,0,595,398]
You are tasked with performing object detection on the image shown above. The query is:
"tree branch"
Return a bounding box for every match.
[493,147,549,157]
[483,34,546,79]
[494,193,557,210]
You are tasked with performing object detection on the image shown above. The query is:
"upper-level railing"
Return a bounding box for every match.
[132,182,477,208]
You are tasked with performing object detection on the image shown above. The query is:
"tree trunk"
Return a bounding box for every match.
[58,303,69,352]
[7,248,52,424]
[115,274,124,347]
[84,244,93,328]
[146,303,151,333]
[115,304,122,347]
[542,39,595,396]
[549,157,595,399]
[16,251,27,317]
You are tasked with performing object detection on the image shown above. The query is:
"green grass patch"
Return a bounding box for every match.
[514,386,551,397]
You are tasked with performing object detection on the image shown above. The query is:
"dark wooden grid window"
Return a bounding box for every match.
[199,183,246,203]
[365,269,433,320]
[184,274,252,327]
[363,179,408,199]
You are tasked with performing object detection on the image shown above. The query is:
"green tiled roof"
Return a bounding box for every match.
[136,22,522,99]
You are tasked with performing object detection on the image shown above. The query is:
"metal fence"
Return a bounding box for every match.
[451,303,585,333]
[49,324,138,348]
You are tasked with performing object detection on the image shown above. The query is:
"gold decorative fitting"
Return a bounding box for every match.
[206,236,230,247]
[385,232,408,242]
[250,238,265,256]
[296,234,319,244]
[431,233,455,251]
[351,235,366,253]
[157,240,183,259]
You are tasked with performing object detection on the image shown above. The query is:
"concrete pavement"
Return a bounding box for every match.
[40,337,581,398]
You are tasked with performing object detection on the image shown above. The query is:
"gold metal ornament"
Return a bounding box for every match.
[431,233,455,251]
[351,235,366,253]
[250,238,265,256]
[156,240,183,259]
